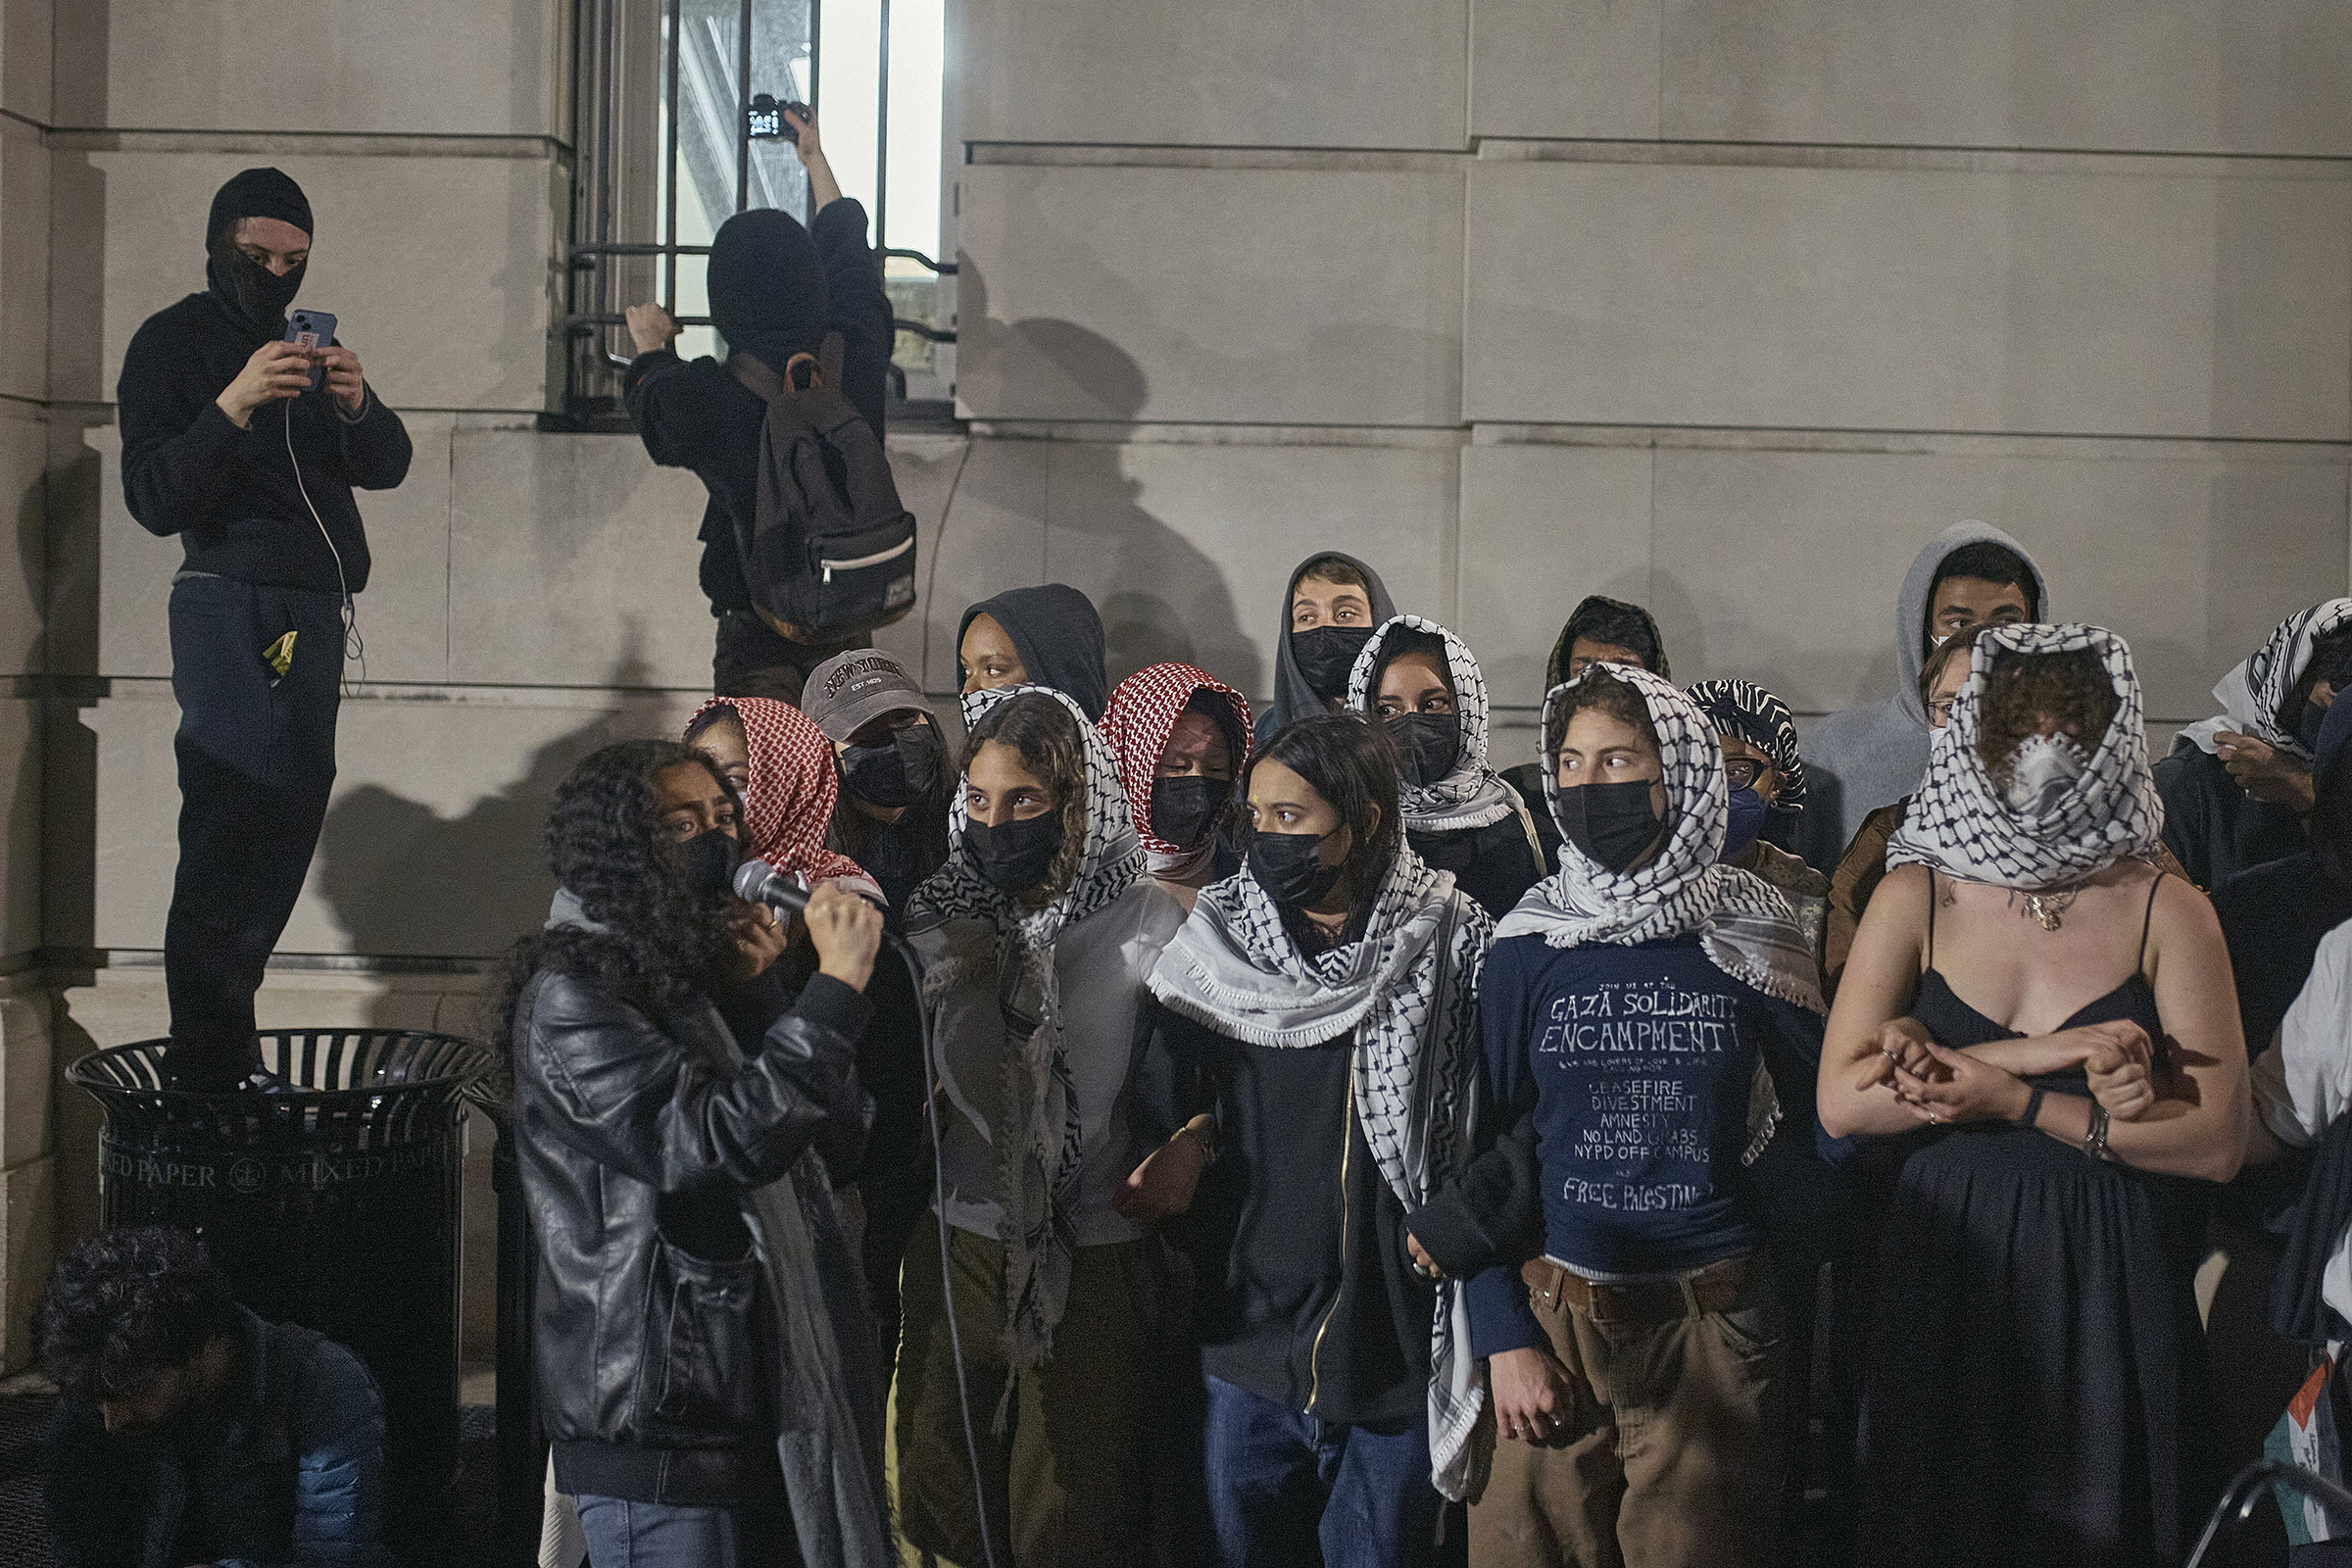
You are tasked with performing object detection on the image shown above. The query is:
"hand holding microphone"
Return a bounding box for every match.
[735,858,883,993]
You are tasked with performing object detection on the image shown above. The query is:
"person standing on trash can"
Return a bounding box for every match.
[496,739,895,1568]
[119,167,413,1092]
[36,1225,394,1568]
[622,105,898,704]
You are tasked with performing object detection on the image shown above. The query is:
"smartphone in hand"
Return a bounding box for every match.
[285,310,337,391]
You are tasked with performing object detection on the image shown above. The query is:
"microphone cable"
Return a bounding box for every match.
[888,928,1003,1568]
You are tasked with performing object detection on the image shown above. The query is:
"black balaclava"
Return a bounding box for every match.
[1270,552,1398,734]
[956,584,1110,721]
[205,168,313,342]
[707,208,828,370]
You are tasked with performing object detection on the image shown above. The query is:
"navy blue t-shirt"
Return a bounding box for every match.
[1465,931,1824,1357]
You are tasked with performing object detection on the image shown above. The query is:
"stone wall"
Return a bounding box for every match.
[0,0,2346,1370]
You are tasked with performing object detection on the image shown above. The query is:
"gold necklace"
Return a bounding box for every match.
[2021,887,2081,931]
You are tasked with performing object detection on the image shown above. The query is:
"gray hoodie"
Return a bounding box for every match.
[1797,521,2051,868]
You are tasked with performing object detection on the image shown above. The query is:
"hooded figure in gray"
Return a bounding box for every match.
[1797,521,2050,868]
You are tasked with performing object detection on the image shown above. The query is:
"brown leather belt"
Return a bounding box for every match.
[1520,1252,1761,1326]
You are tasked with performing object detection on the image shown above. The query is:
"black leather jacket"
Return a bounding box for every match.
[513,965,872,1504]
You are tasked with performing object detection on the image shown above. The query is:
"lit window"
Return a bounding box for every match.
[561,0,952,423]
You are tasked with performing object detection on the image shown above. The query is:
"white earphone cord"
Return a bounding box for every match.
[284,397,365,695]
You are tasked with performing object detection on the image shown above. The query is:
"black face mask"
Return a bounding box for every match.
[1250,828,1346,907]
[679,828,742,904]
[207,240,305,338]
[966,811,1065,894]
[1388,712,1461,787]
[1557,779,1664,875]
[1292,626,1375,702]
[1151,775,1232,849]
[2298,698,2329,756]
[841,724,943,808]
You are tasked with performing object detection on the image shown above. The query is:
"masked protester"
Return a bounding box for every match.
[802,648,953,921]
[621,109,895,702]
[2159,599,2352,889]
[1499,595,1672,867]
[1800,524,2047,869]
[1463,667,1827,1568]
[955,582,1112,720]
[1102,662,1254,912]
[1345,616,1545,919]
[1686,677,1830,961]
[495,740,891,1568]
[897,688,1186,1568]
[1256,552,1399,747]
[1819,625,2249,1568]
[116,167,412,1091]
[1126,712,1520,1568]
[37,1227,392,1568]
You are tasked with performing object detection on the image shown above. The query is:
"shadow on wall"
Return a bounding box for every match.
[313,643,670,1029]
[955,263,1255,694]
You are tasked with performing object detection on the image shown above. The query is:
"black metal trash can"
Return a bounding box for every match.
[467,1081,548,1568]
[67,1030,490,1499]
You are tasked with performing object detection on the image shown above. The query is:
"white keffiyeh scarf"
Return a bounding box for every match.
[1494,665,1825,1014]
[1886,622,2164,891]
[906,684,1148,1367]
[2178,598,2352,760]
[1346,614,1529,833]
[1148,849,1496,1500]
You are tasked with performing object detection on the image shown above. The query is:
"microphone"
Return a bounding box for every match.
[733,858,812,914]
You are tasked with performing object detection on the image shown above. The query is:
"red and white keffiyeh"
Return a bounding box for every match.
[1100,662,1252,873]
[685,696,879,899]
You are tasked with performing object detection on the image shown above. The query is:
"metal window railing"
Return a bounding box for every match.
[558,0,955,424]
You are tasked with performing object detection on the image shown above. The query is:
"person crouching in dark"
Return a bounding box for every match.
[119,167,412,1090]
[37,1225,391,1568]
[621,108,896,703]
[496,739,893,1567]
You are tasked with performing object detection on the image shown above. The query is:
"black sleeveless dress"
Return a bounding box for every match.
[1856,875,2206,1568]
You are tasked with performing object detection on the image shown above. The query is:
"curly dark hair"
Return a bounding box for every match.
[1977,649,2120,787]
[1248,712,1404,909]
[1546,668,1660,761]
[485,740,741,1084]
[963,691,1089,907]
[35,1227,238,1402]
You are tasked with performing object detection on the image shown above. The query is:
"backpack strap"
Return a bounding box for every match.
[817,330,846,390]
[727,351,790,403]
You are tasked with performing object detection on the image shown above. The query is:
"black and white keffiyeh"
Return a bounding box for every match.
[906,684,1148,1367]
[1685,677,1809,815]
[1886,622,2164,892]
[2179,598,2352,761]
[1148,850,1495,1500]
[1494,665,1825,1013]
[1345,614,1528,833]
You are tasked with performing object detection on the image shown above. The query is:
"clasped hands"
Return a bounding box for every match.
[1853,1016,2158,1126]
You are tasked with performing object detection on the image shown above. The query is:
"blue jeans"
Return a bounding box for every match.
[575,1493,796,1568]
[1202,1374,1441,1568]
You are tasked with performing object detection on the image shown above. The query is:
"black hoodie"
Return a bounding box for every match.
[956,583,1110,720]
[626,200,895,617]
[117,170,412,594]
[1256,551,1399,746]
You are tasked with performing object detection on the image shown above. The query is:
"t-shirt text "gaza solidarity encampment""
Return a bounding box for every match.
[1478,933,1824,1278]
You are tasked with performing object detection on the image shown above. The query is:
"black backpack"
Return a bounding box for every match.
[727,333,918,642]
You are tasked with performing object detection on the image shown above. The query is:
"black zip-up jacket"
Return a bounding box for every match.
[514,966,871,1503]
[1149,1009,1535,1429]
[624,197,894,616]
[117,292,412,593]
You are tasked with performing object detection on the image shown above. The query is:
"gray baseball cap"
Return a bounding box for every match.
[803,649,933,742]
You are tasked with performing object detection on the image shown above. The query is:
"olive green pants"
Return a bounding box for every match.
[894,1227,1161,1568]
[1470,1268,1788,1568]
